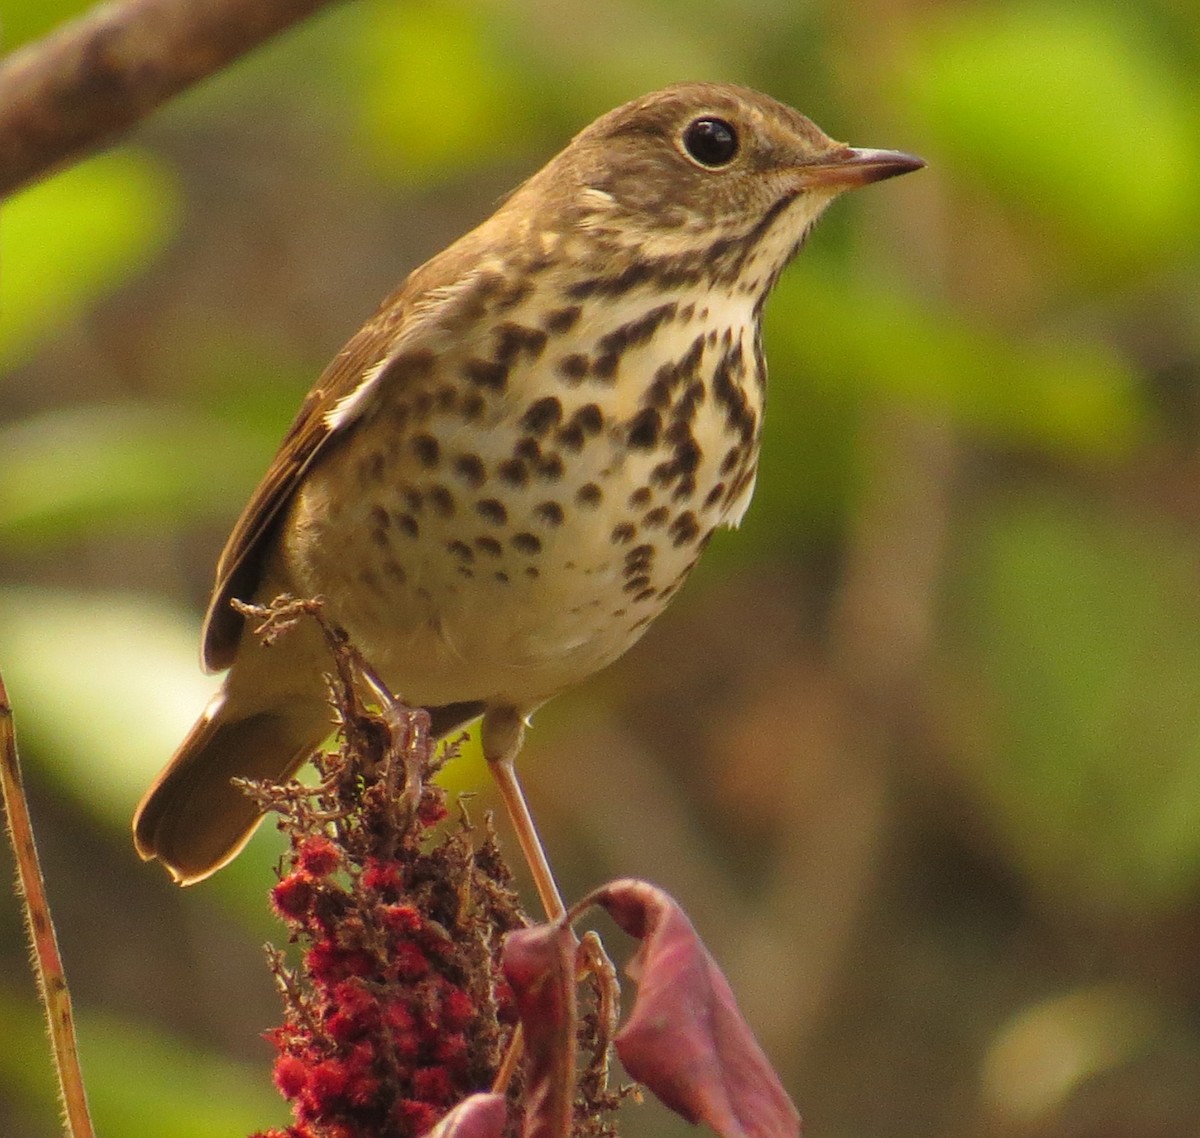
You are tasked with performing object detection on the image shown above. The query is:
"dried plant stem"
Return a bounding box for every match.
[0,0,345,198]
[0,670,95,1138]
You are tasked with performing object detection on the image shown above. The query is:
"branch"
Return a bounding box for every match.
[0,0,348,199]
[0,669,95,1138]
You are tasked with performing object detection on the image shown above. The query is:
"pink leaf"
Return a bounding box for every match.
[420,1093,508,1138]
[501,922,578,1138]
[586,878,800,1138]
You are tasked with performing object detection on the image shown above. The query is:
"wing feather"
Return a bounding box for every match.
[200,290,411,669]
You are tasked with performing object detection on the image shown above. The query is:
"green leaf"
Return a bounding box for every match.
[348,0,534,183]
[765,261,1146,457]
[906,4,1200,277]
[944,495,1200,912]
[0,150,179,370]
[0,405,269,545]
[2,0,94,49]
[0,988,284,1138]
[0,588,218,828]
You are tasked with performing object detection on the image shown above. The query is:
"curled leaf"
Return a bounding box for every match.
[501,922,578,1138]
[586,878,800,1138]
[421,1093,508,1138]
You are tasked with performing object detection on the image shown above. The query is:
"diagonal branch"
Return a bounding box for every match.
[0,0,348,199]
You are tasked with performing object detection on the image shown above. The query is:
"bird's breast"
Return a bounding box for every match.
[282,279,765,708]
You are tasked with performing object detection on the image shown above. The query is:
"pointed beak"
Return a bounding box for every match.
[797,146,926,191]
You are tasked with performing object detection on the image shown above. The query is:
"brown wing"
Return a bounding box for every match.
[198,202,517,671]
[201,285,416,671]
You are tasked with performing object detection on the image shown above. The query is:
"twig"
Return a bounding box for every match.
[0,670,96,1138]
[0,0,348,198]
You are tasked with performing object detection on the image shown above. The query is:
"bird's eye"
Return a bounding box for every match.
[681,117,739,167]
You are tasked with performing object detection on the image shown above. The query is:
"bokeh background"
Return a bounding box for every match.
[3,0,1200,1135]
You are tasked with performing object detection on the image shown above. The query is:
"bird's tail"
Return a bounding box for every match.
[132,690,329,885]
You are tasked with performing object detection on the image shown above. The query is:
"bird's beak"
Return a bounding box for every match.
[798,146,926,190]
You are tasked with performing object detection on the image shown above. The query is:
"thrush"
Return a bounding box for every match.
[133,82,923,907]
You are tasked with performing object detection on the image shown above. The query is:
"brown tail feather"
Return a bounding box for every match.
[133,693,328,885]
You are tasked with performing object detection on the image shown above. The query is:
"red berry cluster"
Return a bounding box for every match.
[247,689,525,1138]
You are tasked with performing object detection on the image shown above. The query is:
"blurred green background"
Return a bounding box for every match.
[3,0,1200,1135]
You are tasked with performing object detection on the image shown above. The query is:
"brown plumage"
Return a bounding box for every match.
[133,82,922,896]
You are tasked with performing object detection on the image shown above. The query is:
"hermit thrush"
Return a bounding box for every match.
[134,83,923,904]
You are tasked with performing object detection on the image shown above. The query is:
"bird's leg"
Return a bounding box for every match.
[480,706,565,921]
[481,707,622,1088]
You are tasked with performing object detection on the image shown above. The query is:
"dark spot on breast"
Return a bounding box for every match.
[544,305,582,333]
[514,438,542,463]
[369,505,390,530]
[474,536,502,558]
[645,334,706,409]
[385,348,436,381]
[498,458,530,488]
[396,513,420,538]
[632,587,658,603]
[720,446,742,475]
[383,559,407,584]
[577,482,602,507]
[643,505,669,528]
[521,396,563,435]
[674,380,706,421]
[454,453,486,487]
[727,467,756,505]
[525,565,540,579]
[624,574,651,593]
[557,353,589,382]
[628,487,651,508]
[596,302,677,359]
[712,342,757,443]
[495,322,548,365]
[402,488,424,513]
[669,511,700,547]
[535,500,564,527]
[512,532,542,555]
[428,485,456,516]
[435,385,458,412]
[464,358,508,391]
[457,566,475,579]
[591,353,619,382]
[673,436,701,475]
[411,434,440,468]
[387,404,411,431]
[566,259,654,300]
[650,461,675,488]
[494,570,510,583]
[624,544,655,577]
[610,522,636,544]
[572,404,603,435]
[645,375,673,408]
[495,279,531,311]
[703,482,726,509]
[461,391,486,421]
[557,423,585,452]
[672,475,697,501]
[626,408,662,449]
[537,453,564,481]
[476,498,508,525]
[447,540,474,562]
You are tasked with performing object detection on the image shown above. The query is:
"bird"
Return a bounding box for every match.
[133,82,923,910]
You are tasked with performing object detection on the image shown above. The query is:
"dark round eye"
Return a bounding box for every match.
[681,117,739,167]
